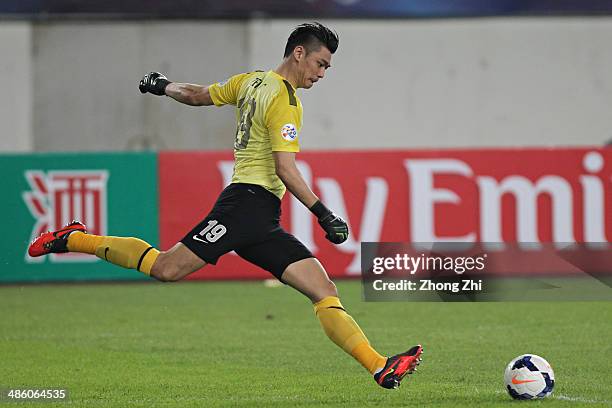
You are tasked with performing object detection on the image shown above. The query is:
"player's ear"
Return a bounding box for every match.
[293,45,306,62]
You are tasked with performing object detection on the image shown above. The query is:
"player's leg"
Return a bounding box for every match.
[28,221,162,276]
[276,257,337,301]
[236,229,420,385]
[282,257,422,389]
[153,184,266,280]
[69,232,206,281]
[29,185,247,281]
[28,221,206,280]
[152,207,247,281]
[237,236,386,373]
[149,243,206,282]
[280,257,388,374]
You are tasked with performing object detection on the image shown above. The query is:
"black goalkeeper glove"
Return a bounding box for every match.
[139,72,171,96]
[310,200,349,244]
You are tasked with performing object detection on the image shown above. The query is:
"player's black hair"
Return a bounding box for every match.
[283,22,339,58]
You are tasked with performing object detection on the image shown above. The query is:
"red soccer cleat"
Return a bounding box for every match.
[28,221,87,257]
[374,345,423,389]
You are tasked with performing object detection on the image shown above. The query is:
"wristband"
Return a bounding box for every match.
[309,200,332,219]
[155,78,171,95]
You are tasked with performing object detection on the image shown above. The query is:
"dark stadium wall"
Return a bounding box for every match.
[1,18,610,153]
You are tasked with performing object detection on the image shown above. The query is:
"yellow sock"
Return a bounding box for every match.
[67,231,104,254]
[314,296,387,374]
[67,232,159,275]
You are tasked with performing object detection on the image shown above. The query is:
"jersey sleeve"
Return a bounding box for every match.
[208,73,250,106]
[265,92,301,153]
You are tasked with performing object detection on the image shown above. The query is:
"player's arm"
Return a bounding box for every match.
[165,83,213,106]
[139,72,213,106]
[274,151,318,208]
[274,152,349,244]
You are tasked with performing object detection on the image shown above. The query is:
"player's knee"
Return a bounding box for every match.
[150,253,182,282]
[327,279,338,296]
[317,279,338,300]
[158,267,183,282]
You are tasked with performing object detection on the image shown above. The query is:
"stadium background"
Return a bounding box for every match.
[1,1,612,407]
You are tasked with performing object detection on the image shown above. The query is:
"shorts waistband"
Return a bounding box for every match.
[228,183,281,204]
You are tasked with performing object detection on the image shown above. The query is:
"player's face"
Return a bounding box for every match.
[298,46,332,89]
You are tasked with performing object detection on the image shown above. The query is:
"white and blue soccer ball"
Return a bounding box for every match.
[504,354,555,399]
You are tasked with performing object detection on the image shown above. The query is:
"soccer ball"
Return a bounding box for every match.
[504,354,555,399]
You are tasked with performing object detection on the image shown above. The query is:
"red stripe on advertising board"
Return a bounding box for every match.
[159,148,612,280]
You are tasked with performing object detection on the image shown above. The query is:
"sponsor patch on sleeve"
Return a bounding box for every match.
[281,123,298,141]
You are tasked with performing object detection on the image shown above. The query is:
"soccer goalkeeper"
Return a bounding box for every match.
[29,22,422,389]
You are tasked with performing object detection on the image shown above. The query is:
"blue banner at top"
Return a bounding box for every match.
[3,0,612,19]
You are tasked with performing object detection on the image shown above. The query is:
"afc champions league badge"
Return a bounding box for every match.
[281,123,298,141]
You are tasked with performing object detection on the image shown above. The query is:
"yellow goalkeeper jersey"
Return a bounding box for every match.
[208,70,302,199]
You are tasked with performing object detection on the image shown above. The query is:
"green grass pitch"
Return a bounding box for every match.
[1,280,611,407]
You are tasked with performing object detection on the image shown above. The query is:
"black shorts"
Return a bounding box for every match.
[181,183,314,280]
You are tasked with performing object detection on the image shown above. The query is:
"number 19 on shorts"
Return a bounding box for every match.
[192,220,227,244]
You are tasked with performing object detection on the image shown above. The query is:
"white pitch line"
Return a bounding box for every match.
[553,394,611,404]
[496,390,610,405]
